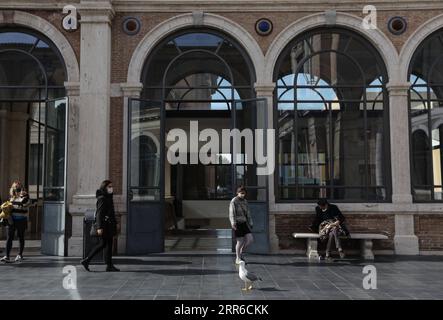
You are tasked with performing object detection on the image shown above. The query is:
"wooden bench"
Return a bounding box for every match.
[292,232,389,260]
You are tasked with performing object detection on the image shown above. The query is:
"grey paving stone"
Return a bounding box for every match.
[0,254,442,300]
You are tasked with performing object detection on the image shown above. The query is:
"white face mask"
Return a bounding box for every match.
[107,187,113,194]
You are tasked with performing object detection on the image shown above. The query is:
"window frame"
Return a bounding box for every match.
[273,27,391,203]
[408,29,443,202]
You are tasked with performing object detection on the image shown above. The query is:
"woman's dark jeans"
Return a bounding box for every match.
[85,236,114,266]
[5,219,27,258]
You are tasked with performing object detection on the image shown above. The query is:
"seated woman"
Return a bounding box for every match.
[309,199,349,260]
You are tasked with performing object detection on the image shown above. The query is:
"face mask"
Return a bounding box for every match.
[15,188,21,193]
[107,187,113,194]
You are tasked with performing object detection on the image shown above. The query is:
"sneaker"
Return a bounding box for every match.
[235,258,243,265]
[339,249,346,259]
[14,255,23,262]
[325,253,333,261]
[0,256,10,263]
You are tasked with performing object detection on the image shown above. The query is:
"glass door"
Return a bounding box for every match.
[41,97,68,256]
[232,98,270,253]
[127,98,165,254]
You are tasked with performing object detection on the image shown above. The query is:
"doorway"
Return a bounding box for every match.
[127,98,270,254]
[0,98,68,256]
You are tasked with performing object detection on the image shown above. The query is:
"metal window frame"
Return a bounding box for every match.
[273,27,391,203]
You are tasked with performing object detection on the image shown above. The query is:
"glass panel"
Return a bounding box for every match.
[431,101,443,198]
[173,32,223,49]
[297,187,329,200]
[180,164,232,200]
[278,106,295,194]
[243,187,267,201]
[413,186,432,201]
[164,52,232,87]
[129,188,161,202]
[28,122,43,199]
[44,98,67,201]
[331,102,366,194]
[234,99,268,190]
[130,100,162,201]
[367,97,385,191]
[367,187,387,201]
[411,128,432,189]
[217,40,252,87]
[0,48,43,87]
[332,188,367,201]
[296,103,330,188]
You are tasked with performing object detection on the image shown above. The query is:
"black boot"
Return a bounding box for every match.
[80,258,90,272]
[106,265,120,272]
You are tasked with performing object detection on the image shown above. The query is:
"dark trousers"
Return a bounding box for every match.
[6,219,27,258]
[86,236,114,266]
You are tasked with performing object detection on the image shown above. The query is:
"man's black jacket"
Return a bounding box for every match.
[309,204,346,233]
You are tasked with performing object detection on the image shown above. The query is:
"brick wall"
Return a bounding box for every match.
[109,97,124,195]
[414,215,443,251]
[275,213,395,251]
[111,12,177,83]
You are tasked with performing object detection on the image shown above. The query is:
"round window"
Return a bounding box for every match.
[388,16,407,35]
[123,17,141,36]
[255,18,273,36]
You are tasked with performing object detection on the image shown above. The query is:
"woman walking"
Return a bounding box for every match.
[229,186,253,265]
[80,180,119,272]
[1,181,30,263]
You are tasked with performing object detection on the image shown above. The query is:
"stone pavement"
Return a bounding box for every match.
[0,254,442,300]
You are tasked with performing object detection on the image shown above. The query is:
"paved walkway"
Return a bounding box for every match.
[0,254,442,300]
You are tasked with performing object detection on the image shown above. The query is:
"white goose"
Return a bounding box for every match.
[238,261,262,291]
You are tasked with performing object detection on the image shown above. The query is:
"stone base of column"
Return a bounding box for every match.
[394,214,419,255]
[67,195,96,257]
[394,235,419,255]
[268,213,280,253]
[68,236,84,257]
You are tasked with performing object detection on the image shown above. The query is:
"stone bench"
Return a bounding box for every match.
[292,232,389,260]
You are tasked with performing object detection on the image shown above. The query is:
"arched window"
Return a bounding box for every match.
[275,28,389,202]
[0,28,66,101]
[409,29,443,201]
[141,30,255,110]
[0,28,67,202]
